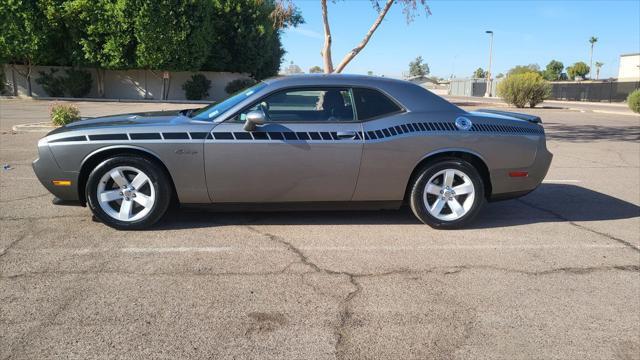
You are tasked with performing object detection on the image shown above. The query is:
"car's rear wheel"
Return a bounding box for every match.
[409,158,485,229]
[86,156,170,230]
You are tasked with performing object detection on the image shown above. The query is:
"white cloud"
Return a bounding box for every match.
[289,27,323,39]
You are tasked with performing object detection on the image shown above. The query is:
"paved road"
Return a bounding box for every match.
[1,99,639,359]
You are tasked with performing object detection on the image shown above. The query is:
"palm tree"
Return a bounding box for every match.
[595,62,604,80]
[589,36,598,79]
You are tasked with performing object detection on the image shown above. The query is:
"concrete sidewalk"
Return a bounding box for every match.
[443,95,638,116]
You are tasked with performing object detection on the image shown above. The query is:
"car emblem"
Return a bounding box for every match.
[455,117,473,131]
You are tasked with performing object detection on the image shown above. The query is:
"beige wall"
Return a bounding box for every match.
[2,64,249,101]
[618,54,640,81]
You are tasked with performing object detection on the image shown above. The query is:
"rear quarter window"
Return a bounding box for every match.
[353,88,402,121]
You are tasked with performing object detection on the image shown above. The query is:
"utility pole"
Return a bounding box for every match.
[484,30,494,97]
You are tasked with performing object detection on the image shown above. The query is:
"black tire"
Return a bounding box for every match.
[86,156,171,230]
[409,158,485,229]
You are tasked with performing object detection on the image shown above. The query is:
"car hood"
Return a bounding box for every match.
[47,109,203,135]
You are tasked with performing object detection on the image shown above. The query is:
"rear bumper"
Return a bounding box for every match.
[489,145,553,201]
[32,143,81,203]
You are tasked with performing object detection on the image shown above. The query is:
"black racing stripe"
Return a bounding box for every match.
[389,127,398,136]
[89,134,128,141]
[269,132,284,140]
[212,132,233,140]
[375,130,384,138]
[49,135,87,143]
[190,132,208,139]
[233,132,252,140]
[382,129,391,137]
[367,131,377,139]
[353,132,362,140]
[400,124,409,132]
[309,132,321,140]
[129,133,161,140]
[163,132,189,140]
[296,132,310,140]
[417,123,426,131]
[252,132,269,140]
[283,132,298,140]
[363,132,371,140]
[395,125,404,134]
[320,132,332,140]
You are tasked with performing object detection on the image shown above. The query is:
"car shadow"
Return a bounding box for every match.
[544,123,640,142]
[155,184,639,230]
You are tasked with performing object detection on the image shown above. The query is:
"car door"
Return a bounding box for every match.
[204,87,364,203]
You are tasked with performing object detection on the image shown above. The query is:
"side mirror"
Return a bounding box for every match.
[243,110,266,132]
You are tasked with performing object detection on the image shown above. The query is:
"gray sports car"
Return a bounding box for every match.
[33,74,552,229]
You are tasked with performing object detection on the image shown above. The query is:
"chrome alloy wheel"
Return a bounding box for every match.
[97,166,156,222]
[423,169,475,221]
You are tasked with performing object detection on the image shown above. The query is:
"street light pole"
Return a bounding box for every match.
[484,30,494,97]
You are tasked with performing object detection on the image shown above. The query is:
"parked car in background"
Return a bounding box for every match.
[33,74,552,230]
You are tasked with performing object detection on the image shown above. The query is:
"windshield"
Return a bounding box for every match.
[192,82,268,121]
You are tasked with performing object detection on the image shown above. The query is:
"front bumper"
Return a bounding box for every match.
[33,141,81,203]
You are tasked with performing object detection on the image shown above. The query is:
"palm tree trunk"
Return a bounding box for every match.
[589,44,593,79]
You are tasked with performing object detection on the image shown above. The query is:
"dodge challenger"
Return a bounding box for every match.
[33,74,552,229]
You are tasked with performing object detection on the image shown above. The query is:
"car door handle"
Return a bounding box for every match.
[336,131,357,139]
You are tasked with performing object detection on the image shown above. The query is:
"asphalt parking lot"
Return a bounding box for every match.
[1,98,639,359]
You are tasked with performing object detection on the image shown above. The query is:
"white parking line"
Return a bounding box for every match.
[122,246,234,253]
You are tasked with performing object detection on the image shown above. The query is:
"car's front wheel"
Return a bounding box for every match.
[86,156,171,230]
[409,158,485,229]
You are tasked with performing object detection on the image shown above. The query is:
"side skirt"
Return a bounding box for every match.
[181,201,403,212]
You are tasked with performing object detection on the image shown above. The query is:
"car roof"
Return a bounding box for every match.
[262,74,461,113]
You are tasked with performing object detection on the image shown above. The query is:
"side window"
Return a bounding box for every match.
[352,88,402,121]
[235,88,355,122]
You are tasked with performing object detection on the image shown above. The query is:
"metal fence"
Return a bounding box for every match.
[550,81,640,102]
[449,78,499,97]
[449,77,639,103]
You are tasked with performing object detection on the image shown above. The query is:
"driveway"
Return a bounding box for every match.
[1,99,638,359]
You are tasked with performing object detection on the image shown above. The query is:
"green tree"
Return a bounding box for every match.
[62,0,137,97]
[508,64,541,76]
[203,0,300,80]
[309,66,323,73]
[408,56,429,77]
[495,73,504,79]
[542,60,564,81]
[0,0,59,96]
[134,0,216,99]
[473,67,486,79]
[594,61,604,80]
[566,61,590,80]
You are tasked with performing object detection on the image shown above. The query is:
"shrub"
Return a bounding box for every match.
[628,89,640,113]
[182,74,211,100]
[62,69,92,98]
[225,78,257,94]
[35,69,65,97]
[497,72,551,108]
[50,103,81,126]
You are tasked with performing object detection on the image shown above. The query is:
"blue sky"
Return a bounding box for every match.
[280,0,640,79]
